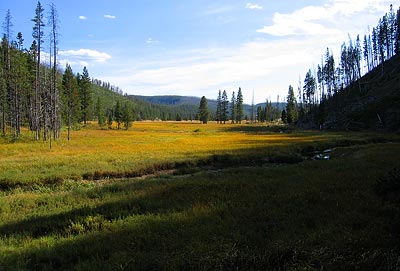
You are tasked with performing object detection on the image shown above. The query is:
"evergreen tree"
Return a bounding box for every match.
[78,66,92,124]
[198,96,209,124]
[303,69,316,108]
[236,87,244,123]
[95,97,105,128]
[107,108,113,129]
[114,100,122,129]
[216,90,221,123]
[230,91,236,124]
[122,103,132,130]
[281,109,287,123]
[256,105,263,122]
[62,64,80,141]
[221,90,228,124]
[285,85,297,124]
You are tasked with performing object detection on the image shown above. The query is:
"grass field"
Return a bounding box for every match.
[0,122,399,270]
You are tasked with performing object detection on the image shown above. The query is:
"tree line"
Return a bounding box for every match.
[198,87,282,124]
[283,4,400,126]
[0,2,138,142]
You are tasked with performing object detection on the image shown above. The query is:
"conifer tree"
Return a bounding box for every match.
[216,90,222,123]
[221,90,228,124]
[236,87,244,123]
[78,66,92,124]
[122,103,132,130]
[198,96,209,124]
[303,69,316,108]
[285,85,297,124]
[62,64,80,141]
[114,100,122,129]
[230,91,236,124]
[95,97,105,128]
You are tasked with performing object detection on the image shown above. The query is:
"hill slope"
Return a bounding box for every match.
[299,53,400,131]
[133,95,286,121]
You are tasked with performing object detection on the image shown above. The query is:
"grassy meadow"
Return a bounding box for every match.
[0,122,399,270]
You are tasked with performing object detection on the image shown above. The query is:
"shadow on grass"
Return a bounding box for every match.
[223,124,295,134]
[1,141,400,270]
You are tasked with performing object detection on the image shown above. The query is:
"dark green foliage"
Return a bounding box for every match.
[95,97,106,127]
[221,90,228,123]
[281,109,287,123]
[303,69,316,107]
[236,87,244,123]
[285,85,297,124]
[78,67,92,124]
[216,90,222,123]
[114,100,122,129]
[122,103,133,130]
[62,64,80,140]
[198,96,209,124]
[229,91,237,123]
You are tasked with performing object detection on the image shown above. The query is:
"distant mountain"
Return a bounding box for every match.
[132,95,202,106]
[132,94,286,121]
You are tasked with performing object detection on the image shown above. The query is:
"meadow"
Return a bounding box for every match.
[0,122,399,270]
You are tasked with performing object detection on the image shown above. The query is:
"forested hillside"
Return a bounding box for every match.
[283,4,400,131]
[298,53,400,130]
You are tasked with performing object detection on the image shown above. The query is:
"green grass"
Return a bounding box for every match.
[0,123,399,270]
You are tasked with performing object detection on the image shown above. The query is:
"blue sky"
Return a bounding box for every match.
[1,0,397,104]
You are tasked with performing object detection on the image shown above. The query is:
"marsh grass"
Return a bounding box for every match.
[0,122,399,270]
[0,122,392,188]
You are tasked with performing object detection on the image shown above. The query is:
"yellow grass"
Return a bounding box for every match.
[0,121,349,185]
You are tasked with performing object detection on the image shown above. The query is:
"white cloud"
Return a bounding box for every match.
[246,3,263,10]
[58,49,112,68]
[104,14,116,19]
[257,0,394,37]
[79,15,87,20]
[146,38,159,44]
[100,38,327,104]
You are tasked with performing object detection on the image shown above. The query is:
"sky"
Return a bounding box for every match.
[0,0,397,104]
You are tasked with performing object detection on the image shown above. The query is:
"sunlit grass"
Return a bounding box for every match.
[0,121,358,186]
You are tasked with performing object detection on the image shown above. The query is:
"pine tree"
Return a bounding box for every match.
[216,90,221,123]
[230,91,236,124]
[95,97,105,128]
[114,100,122,129]
[198,96,209,124]
[303,69,316,108]
[62,64,80,141]
[285,85,297,124]
[221,90,228,124]
[236,87,244,123]
[78,66,92,124]
[122,103,132,130]
[107,108,113,129]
